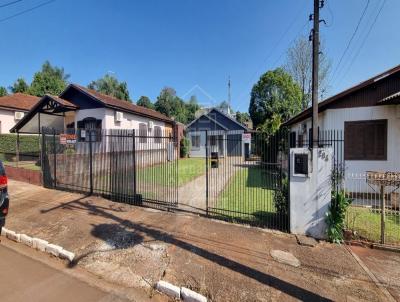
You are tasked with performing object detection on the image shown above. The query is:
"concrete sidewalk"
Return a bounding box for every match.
[5,180,397,301]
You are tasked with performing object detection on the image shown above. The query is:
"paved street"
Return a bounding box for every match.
[0,243,127,302]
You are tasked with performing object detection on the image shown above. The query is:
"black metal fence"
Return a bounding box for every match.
[0,134,41,170]
[204,129,290,231]
[41,127,178,209]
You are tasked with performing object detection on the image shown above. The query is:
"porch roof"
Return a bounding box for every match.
[10,95,78,133]
[378,91,400,105]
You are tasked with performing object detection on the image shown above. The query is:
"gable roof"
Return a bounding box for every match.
[10,95,78,133]
[61,84,173,123]
[284,64,400,126]
[0,93,40,111]
[186,107,248,131]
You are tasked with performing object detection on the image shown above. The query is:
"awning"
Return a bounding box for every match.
[10,94,78,134]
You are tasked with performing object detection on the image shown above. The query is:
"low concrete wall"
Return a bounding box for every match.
[4,165,42,186]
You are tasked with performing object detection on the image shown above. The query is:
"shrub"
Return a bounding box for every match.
[0,134,40,154]
[273,177,288,215]
[326,191,352,244]
[180,137,190,158]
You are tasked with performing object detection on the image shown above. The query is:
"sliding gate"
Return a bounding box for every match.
[41,127,178,209]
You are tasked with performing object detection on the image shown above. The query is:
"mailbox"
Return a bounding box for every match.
[294,153,309,175]
[211,152,219,168]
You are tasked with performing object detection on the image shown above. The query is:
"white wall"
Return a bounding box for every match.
[0,109,24,133]
[290,105,400,175]
[74,108,107,128]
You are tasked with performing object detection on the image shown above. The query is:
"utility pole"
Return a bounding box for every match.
[311,0,323,147]
[228,76,231,115]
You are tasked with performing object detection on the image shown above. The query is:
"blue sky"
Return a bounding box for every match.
[0,0,398,112]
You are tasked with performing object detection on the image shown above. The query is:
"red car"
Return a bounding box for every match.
[0,160,9,228]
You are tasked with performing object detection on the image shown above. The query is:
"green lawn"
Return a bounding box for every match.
[137,158,205,186]
[215,166,283,225]
[346,206,400,245]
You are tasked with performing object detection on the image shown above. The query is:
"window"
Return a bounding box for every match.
[139,123,147,143]
[77,117,102,142]
[210,135,217,146]
[154,126,162,144]
[191,135,200,149]
[344,119,387,160]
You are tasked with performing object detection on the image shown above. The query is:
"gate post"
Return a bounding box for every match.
[89,129,93,195]
[132,129,137,202]
[205,130,209,216]
[52,129,57,189]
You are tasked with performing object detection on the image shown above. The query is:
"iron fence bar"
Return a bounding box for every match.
[89,129,93,195]
[205,130,209,216]
[53,129,57,189]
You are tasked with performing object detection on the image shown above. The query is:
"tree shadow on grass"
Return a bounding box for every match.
[64,200,331,301]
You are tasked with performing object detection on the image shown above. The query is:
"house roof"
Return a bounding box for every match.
[10,95,78,133]
[0,93,40,111]
[284,64,400,126]
[186,107,248,131]
[378,91,400,105]
[64,84,173,123]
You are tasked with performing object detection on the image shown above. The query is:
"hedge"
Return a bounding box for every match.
[0,134,40,154]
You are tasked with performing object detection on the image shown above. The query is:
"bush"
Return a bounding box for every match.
[273,177,288,215]
[0,134,40,154]
[326,191,352,244]
[180,137,190,158]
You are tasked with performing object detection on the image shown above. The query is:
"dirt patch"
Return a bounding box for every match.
[6,180,395,302]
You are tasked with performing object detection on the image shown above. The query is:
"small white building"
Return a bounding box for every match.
[0,93,40,133]
[284,64,400,176]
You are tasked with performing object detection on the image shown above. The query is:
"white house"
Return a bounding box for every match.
[11,84,175,139]
[0,93,40,133]
[284,64,400,176]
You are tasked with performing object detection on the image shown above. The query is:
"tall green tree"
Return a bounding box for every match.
[154,87,190,123]
[186,95,200,123]
[88,74,131,102]
[29,61,70,96]
[236,111,251,126]
[136,96,154,109]
[10,78,29,93]
[249,68,302,131]
[0,86,8,97]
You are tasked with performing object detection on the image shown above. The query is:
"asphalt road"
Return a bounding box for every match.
[0,244,127,302]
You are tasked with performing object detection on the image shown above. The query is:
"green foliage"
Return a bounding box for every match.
[180,137,190,158]
[0,134,40,154]
[326,191,352,244]
[236,111,251,126]
[256,113,282,136]
[0,86,8,97]
[29,61,69,96]
[88,74,131,101]
[273,177,288,216]
[136,96,154,109]
[154,88,199,124]
[249,68,302,129]
[10,78,29,93]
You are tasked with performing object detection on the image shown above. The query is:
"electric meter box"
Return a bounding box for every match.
[294,153,309,175]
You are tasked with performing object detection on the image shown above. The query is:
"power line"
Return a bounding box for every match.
[0,0,55,23]
[330,0,370,83]
[337,0,387,87]
[0,0,22,9]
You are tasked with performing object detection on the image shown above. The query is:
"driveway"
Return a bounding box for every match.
[5,179,398,301]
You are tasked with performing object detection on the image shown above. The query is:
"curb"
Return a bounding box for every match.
[155,281,207,302]
[0,227,75,263]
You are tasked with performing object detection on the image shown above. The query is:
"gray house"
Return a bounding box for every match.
[186,108,249,157]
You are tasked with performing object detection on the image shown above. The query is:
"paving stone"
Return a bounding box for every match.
[181,287,207,302]
[270,250,301,267]
[20,234,33,247]
[156,280,180,299]
[6,231,20,242]
[59,249,75,262]
[296,234,318,247]
[32,238,48,252]
[45,243,63,257]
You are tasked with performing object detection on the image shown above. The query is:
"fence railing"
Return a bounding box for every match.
[42,128,178,209]
[344,172,400,246]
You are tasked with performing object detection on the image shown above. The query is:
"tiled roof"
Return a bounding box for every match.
[0,93,40,111]
[71,84,173,123]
